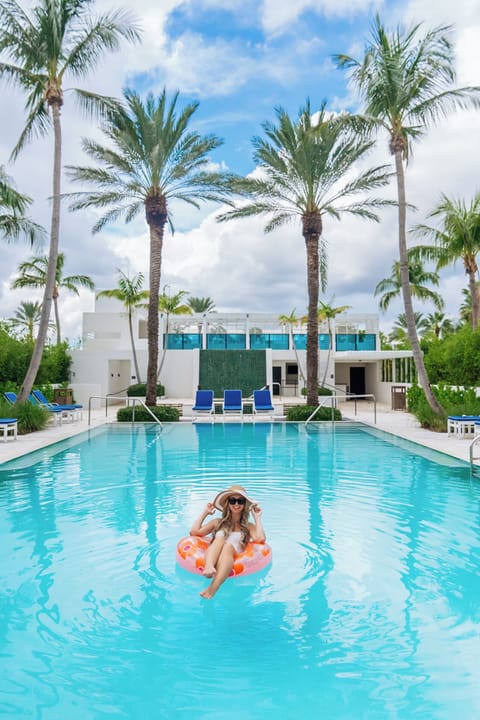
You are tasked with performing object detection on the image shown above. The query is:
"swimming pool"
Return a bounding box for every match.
[1,422,479,719]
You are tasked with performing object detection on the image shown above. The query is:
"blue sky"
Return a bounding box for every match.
[1,0,479,341]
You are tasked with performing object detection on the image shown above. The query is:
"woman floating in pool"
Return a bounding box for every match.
[190,485,266,599]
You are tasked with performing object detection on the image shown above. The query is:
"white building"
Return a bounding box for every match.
[70,296,415,407]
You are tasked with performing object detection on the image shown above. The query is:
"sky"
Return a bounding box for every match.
[1,0,479,344]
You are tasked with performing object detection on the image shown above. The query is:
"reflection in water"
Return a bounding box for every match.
[0,423,479,718]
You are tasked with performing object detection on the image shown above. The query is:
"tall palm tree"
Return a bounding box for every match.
[316,298,351,386]
[218,100,391,405]
[334,15,480,415]
[0,0,140,402]
[374,258,444,312]
[12,253,94,343]
[187,296,216,313]
[68,88,234,406]
[10,301,43,341]
[0,166,45,244]
[157,290,192,380]
[278,309,306,384]
[410,193,480,329]
[97,270,149,383]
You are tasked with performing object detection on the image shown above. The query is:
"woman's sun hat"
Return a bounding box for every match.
[213,485,255,511]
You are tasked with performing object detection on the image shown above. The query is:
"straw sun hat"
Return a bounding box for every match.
[213,485,255,511]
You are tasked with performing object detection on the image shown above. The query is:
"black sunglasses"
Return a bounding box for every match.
[228,496,246,506]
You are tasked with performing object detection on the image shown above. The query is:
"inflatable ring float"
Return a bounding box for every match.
[176,535,272,577]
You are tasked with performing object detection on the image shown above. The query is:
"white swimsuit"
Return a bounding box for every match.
[217,530,244,554]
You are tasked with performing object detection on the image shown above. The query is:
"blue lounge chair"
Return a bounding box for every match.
[253,389,275,419]
[0,418,17,442]
[4,391,66,425]
[192,390,214,422]
[32,389,83,419]
[223,389,243,416]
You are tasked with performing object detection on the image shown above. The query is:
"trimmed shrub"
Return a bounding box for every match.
[0,399,49,434]
[126,383,165,397]
[117,405,179,422]
[286,405,342,421]
[301,386,333,396]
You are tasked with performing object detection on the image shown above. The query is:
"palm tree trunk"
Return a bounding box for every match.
[304,233,320,406]
[128,308,142,382]
[321,321,332,387]
[468,269,479,331]
[145,201,166,406]
[290,327,306,384]
[157,313,169,381]
[394,151,444,416]
[53,290,61,344]
[17,102,62,403]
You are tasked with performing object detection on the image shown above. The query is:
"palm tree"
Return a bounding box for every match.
[218,100,391,405]
[374,258,444,312]
[10,301,43,341]
[278,309,306,385]
[317,299,351,386]
[68,88,234,406]
[334,15,480,415]
[459,285,480,326]
[423,312,455,340]
[390,312,429,347]
[0,166,45,245]
[96,270,149,383]
[12,253,94,343]
[410,193,480,329]
[157,290,192,380]
[0,0,140,402]
[187,296,216,313]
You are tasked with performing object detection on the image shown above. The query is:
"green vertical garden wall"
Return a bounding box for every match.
[198,350,266,396]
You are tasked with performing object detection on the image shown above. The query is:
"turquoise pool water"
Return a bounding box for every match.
[1,422,479,719]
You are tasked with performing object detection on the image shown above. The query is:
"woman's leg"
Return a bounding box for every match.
[203,534,225,577]
[200,544,235,599]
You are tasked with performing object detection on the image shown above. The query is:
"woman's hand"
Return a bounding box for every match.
[252,503,262,518]
[205,502,216,515]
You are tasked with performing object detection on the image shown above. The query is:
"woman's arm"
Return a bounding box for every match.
[249,504,266,542]
[190,503,219,537]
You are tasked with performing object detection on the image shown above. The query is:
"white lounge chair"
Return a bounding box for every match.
[0,418,17,442]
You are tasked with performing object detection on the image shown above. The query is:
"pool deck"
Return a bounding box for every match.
[1,399,479,468]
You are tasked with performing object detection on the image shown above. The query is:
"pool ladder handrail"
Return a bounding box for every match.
[305,393,377,425]
[88,395,163,427]
[469,433,480,476]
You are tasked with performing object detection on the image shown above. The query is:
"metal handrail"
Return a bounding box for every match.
[305,393,377,425]
[469,434,480,476]
[88,395,163,428]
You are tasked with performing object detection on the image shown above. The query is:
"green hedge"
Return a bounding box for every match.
[301,386,333,396]
[126,383,165,397]
[286,405,342,421]
[117,406,179,422]
[407,383,480,431]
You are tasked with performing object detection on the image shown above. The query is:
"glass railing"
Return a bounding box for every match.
[335,333,376,351]
[292,334,331,350]
[164,333,202,349]
[163,332,377,351]
[249,333,289,350]
[206,333,246,350]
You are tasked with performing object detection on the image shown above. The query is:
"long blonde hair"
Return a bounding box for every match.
[214,501,251,546]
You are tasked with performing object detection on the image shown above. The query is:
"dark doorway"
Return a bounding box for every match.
[272,366,282,395]
[349,366,365,396]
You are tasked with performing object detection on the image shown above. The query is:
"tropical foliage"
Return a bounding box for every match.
[12,253,94,343]
[374,258,444,312]
[219,100,391,405]
[68,88,234,406]
[0,0,140,402]
[410,192,480,329]
[9,301,43,341]
[0,166,45,244]
[335,14,480,416]
[187,296,216,313]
